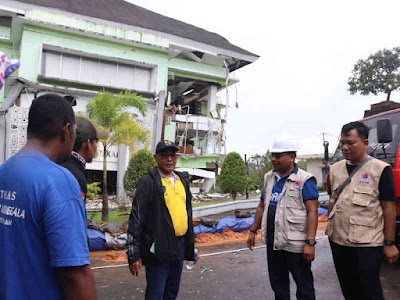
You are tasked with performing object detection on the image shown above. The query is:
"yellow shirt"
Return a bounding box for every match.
[161,176,188,236]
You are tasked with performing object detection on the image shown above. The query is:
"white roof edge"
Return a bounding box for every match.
[0,3,25,15]
[4,0,258,63]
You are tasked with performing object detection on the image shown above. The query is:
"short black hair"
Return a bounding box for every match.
[27,93,75,141]
[73,138,97,152]
[341,121,369,139]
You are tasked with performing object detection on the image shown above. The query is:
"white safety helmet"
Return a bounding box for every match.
[271,138,299,153]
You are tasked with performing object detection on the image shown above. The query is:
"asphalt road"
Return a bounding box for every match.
[91,237,400,300]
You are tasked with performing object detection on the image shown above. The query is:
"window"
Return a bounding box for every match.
[40,49,152,92]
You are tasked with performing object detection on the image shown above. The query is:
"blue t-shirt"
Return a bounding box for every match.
[261,165,319,245]
[0,153,90,300]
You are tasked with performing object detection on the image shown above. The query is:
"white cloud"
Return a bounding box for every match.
[128,0,400,156]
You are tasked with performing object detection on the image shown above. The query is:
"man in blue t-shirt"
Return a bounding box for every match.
[0,94,96,300]
[247,138,319,300]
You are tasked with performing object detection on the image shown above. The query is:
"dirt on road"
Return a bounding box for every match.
[90,216,328,266]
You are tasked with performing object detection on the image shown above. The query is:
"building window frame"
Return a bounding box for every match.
[38,44,157,94]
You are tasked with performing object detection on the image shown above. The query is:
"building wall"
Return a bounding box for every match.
[168,58,227,86]
[1,6,246,195]
[18,25,169,93]
[306,158,325,188]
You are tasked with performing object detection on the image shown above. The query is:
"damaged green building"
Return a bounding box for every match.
[0,0,258,195]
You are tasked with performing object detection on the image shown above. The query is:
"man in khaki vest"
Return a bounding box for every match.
[247,138,319,300]
[327,121,399,300]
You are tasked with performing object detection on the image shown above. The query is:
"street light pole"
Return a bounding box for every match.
[245,154,249,199]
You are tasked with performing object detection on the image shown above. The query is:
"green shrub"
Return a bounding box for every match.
[124,149,157,199]
[219,152,248,200]
[87,182,101,201]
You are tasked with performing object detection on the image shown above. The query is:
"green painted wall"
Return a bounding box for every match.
[176,156,218,168]
[192,137,206,152]
[18,25,169,93]
[164,122,176,141]
[169,58,227,86]
[0,26,11,39]
[25,9,169,48]
[201,102,207,115]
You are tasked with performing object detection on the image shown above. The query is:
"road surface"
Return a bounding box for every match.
[91,236,400,299]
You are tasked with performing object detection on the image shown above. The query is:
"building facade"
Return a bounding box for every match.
[0,0,258,195]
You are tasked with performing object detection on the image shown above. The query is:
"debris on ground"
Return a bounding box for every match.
[234,210,251,218]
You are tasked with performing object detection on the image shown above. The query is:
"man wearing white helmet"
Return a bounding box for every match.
[247,138,319,300]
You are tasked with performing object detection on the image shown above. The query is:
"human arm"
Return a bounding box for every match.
[58,265,96,300]
[327,201,334,217]
[247,200,265,250]
[378,167,399,264]
[127,178,151,276]
[44,173,95,297]
[302,177,319,262]
[128,259,142,276]
[303,199,318,262]
[381,200,399,264]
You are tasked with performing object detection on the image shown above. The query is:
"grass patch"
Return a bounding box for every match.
[88,210,130,225]
[87,198,255,223]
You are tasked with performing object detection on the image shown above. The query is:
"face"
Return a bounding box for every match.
[86,138,98,163]
[155,149,178,175]
[340,129,368,164]
[271,152,294,173]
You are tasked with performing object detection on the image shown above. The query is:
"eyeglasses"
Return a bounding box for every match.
[271,152,290,159]
[158,153,178,159]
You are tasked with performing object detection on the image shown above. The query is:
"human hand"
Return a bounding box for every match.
[303,244,315,262]
[383,245,399,264]
[247,231,256,250]
[129,259,142,276]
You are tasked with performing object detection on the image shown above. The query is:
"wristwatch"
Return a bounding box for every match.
[305,239,316,246]
[384,239,395,246]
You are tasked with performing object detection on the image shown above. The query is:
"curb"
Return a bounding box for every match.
[193,199,260,218]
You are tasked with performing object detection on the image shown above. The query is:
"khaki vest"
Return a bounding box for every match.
[326,157,388,247]
[261,168,314,253]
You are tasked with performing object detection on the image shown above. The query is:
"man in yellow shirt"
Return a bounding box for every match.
[127,140,196,300]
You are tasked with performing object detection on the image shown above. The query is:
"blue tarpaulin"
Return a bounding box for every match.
[194,224,216,235]
[194,207,328,237]
[87,229,107,251]
[195,216,254,236]
[318,207,328,216]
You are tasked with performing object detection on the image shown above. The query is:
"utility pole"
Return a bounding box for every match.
[245,154,249,199]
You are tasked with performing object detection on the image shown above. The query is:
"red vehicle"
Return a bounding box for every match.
[327,108,400,245]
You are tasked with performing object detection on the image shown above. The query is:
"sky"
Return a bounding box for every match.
[129,0,400,156]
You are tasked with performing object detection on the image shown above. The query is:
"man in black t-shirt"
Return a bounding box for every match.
[61,117,108,202]
[326,121,399,300]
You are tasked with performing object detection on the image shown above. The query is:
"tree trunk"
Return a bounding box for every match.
[386,91,391,101]
[102,144,109,222]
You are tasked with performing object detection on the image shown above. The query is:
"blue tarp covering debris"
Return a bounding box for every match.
[194,224,216,235]
[318,207,328,216]
[194,208,328,237]
[87,228,107,251]
[194,216,253,236]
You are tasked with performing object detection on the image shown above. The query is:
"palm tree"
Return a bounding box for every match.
[87,90,150,222]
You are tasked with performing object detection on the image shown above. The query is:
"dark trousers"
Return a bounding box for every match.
[267,244,315,300]
[145,238,185,300]
[329,240,384,300]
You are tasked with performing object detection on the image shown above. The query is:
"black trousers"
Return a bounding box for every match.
[267,244,315,300]
[329,240,384,300]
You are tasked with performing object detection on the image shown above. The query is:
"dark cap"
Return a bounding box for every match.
[75,117,109,144]
[156,140,179,154]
